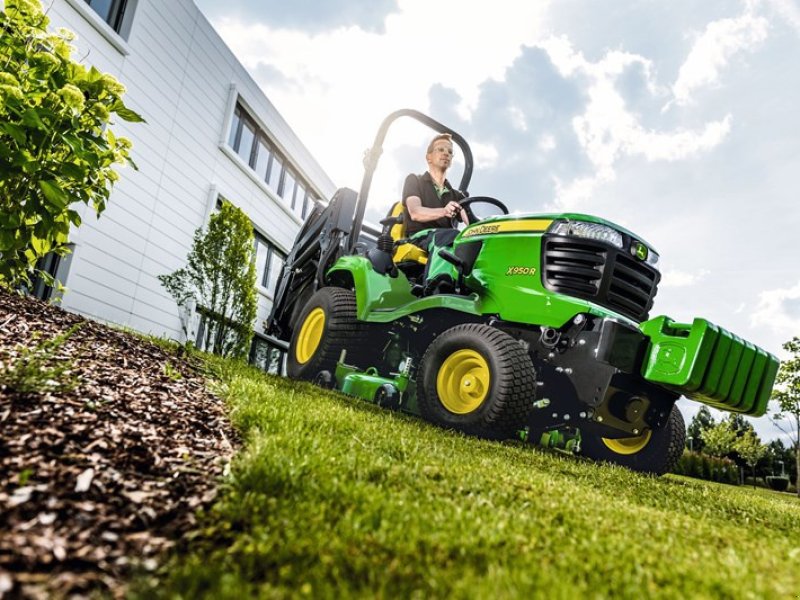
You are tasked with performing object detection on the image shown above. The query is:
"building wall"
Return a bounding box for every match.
[38,0,336,341]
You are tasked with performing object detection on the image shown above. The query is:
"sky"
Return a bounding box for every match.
[193,0,800,443]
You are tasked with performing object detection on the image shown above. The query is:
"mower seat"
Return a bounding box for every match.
[388,202,427,265]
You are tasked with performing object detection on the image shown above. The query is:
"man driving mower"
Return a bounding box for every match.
[401,134,468,289]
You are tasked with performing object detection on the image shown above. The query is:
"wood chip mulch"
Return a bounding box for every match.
[0,290,239,599]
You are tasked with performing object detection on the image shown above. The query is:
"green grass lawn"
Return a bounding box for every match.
[139,356,800,599]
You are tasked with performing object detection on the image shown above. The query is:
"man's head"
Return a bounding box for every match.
[426,133,454,171]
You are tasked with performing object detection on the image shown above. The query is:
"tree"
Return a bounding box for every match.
[158,200,257,359]
[0,0,143,290]
[686,406,715,452]
[734,430,766,489]
[771,337,800,497]
[700,419,737,459]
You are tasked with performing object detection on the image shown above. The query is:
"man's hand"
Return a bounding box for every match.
[442,200,461,219]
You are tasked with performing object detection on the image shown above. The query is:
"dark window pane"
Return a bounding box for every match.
[84,0,128,31]
[255,238,269,288]
[25,253,61,301]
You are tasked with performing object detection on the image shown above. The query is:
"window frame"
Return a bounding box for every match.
[64,0,137,49]
[83,0,129,32]
[226,100,321,217]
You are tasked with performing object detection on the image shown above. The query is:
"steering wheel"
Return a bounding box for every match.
[451,196,509,227]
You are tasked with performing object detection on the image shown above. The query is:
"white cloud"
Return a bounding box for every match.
[766,0,800,33]
[660,268,711,288]
[508,106,528,132]
[538,134,556,153]
[210,1,550,192]
[538,37,732,209]
[752,280,800,333]
[671,13,769,106]
[471,141,499,169]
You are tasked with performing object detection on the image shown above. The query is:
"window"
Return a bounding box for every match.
[237,120,256,165]
[25,253,62,301]
[281,170,297,205]
[83,0,128,32]
[228,107,242,148]
[226,101,320,217]
[294,182,306,214]
[254,232,286,293]
[254,137,272,181]
[267,154,283,192]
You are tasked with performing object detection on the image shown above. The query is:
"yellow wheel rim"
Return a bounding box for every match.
[436,349,491,414]
[602,430,652,455]
[295,308,325,364]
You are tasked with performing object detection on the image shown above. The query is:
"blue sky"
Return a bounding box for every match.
[194,0,800,442]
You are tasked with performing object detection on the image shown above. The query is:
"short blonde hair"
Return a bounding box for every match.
[426,133,453,155]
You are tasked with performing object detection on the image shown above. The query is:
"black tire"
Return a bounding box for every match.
[580,404,686,475]
[418,324,536,438]
[287,288,374,380]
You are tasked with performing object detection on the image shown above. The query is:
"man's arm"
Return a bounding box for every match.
[405,195,457,223]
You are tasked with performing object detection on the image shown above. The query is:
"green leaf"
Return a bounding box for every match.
[114,106,145,123]
[62,134,84,155]
[61,163,86,181]
[0,122,27,146]
[21,108,47,130]
[30,234,51,256]
[0,229,18,252]
[39,180,69,211]
[87,66,103,83]
[0,211,23,229]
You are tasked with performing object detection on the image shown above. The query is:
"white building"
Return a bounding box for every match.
[27,0,337,371]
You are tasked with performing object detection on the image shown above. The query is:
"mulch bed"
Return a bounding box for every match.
[0,291,239,599]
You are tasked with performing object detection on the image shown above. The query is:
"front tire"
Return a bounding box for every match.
[418,324,536,438]
[287,288,373,380]
[580,404,686,475]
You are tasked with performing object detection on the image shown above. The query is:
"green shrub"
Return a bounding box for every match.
[0,0,143,290]
[159,201,257,359]
[674,450,738,485]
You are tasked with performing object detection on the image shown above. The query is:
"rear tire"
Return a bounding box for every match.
[580,404,685,475]
[418,324,536,438]
[287,288,374,380]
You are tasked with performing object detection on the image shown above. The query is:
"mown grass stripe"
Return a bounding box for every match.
[138,355,800,599]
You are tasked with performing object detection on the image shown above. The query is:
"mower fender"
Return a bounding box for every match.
[327,255,483,323]
[327,255,416,320]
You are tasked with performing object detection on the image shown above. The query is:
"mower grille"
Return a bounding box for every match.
[542,235,660,322]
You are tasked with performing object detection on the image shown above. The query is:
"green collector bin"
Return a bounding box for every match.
[639,316,779,417]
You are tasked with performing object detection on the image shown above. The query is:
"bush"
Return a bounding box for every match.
[159,201,257,359]
[673,450,738,485]
[0,0,143,290]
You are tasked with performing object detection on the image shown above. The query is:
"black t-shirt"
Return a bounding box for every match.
[402,172,462,236]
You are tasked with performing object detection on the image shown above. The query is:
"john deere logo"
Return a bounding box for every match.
[632,242,648,261]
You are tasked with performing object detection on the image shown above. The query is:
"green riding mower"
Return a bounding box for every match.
[266,109,779,475]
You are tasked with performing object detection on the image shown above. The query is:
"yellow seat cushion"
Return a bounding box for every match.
[389,202,428,265]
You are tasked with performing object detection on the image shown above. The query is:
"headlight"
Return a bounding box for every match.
[549,220,624,249]
[645,250,660,270]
